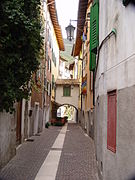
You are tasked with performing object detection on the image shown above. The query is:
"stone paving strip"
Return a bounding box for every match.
[35,124,67,180]
[56,123,99,180]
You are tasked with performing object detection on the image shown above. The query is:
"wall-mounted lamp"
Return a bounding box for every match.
[65,21,75,41]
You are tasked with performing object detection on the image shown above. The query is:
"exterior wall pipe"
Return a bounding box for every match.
[95,28,117,79]
[93,28,117,106]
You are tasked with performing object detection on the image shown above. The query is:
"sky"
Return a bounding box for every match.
[55,0,79,39]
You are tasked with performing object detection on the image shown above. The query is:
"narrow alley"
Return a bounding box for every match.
[0,123,98,180]
[1,0,135,180]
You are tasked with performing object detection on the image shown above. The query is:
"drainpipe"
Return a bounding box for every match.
[93,28,117,104]
[95,28,117,79]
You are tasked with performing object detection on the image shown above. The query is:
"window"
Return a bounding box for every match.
[52,51,56,66]
[47,81,49,95]
[44,77,47,90]
[50,84,51,96]
[107,91,117,153]
[63,86,71,96]
[48,57,51,72]
[52,75,55,89]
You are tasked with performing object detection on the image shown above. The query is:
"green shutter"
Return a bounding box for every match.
[90,52,96,71]
[89,2,99,71]
[63,86,71,96]
[67,87,70,96]
[90,2,99,54]
[63,87,66,96]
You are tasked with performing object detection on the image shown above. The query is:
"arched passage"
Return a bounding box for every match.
[57,104,78,123]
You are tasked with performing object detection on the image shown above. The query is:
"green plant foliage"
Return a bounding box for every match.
[0,0,43,112]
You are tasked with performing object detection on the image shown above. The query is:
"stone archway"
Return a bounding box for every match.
[56,104,78,123]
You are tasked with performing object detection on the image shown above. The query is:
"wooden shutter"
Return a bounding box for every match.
[63,86,66,96]
[90,52,96,71]
[89,2,99,71]
[63,86,70,96]
[90,2,99,54]
[107,91,117,153]
[67,86,71,96]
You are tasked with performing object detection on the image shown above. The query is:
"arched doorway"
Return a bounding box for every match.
[57,104,78,123]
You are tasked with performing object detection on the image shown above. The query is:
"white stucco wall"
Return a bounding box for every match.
[95,1,135,98]
[55,85,79,109]
[95,1,135,180]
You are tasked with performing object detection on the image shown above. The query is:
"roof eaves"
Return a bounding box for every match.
[47,0,65,51]
[73,0,89,56]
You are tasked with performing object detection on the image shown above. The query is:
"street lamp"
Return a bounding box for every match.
[65,22,75,41]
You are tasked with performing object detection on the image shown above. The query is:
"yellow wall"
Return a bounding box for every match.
[51,24,60,102]
[78,52,82,110]
[83,2,93,112]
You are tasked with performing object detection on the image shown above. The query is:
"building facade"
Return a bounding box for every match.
[44,0,64,121]
[94,1,135,180]
[74,0,135,179]
[73,0,94,137]
[55,79,80,122]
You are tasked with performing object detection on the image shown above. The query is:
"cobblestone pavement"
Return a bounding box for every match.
[0,123,98,180]
[0,126,61,180]
[56,123,98,180]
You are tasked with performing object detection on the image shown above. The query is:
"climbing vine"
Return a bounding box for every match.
[0,0,43,112]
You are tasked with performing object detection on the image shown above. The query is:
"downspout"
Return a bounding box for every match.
[95,28,117,79]
[93,28,117,105]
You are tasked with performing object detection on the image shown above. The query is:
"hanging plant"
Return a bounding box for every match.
[0,0,43,112]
